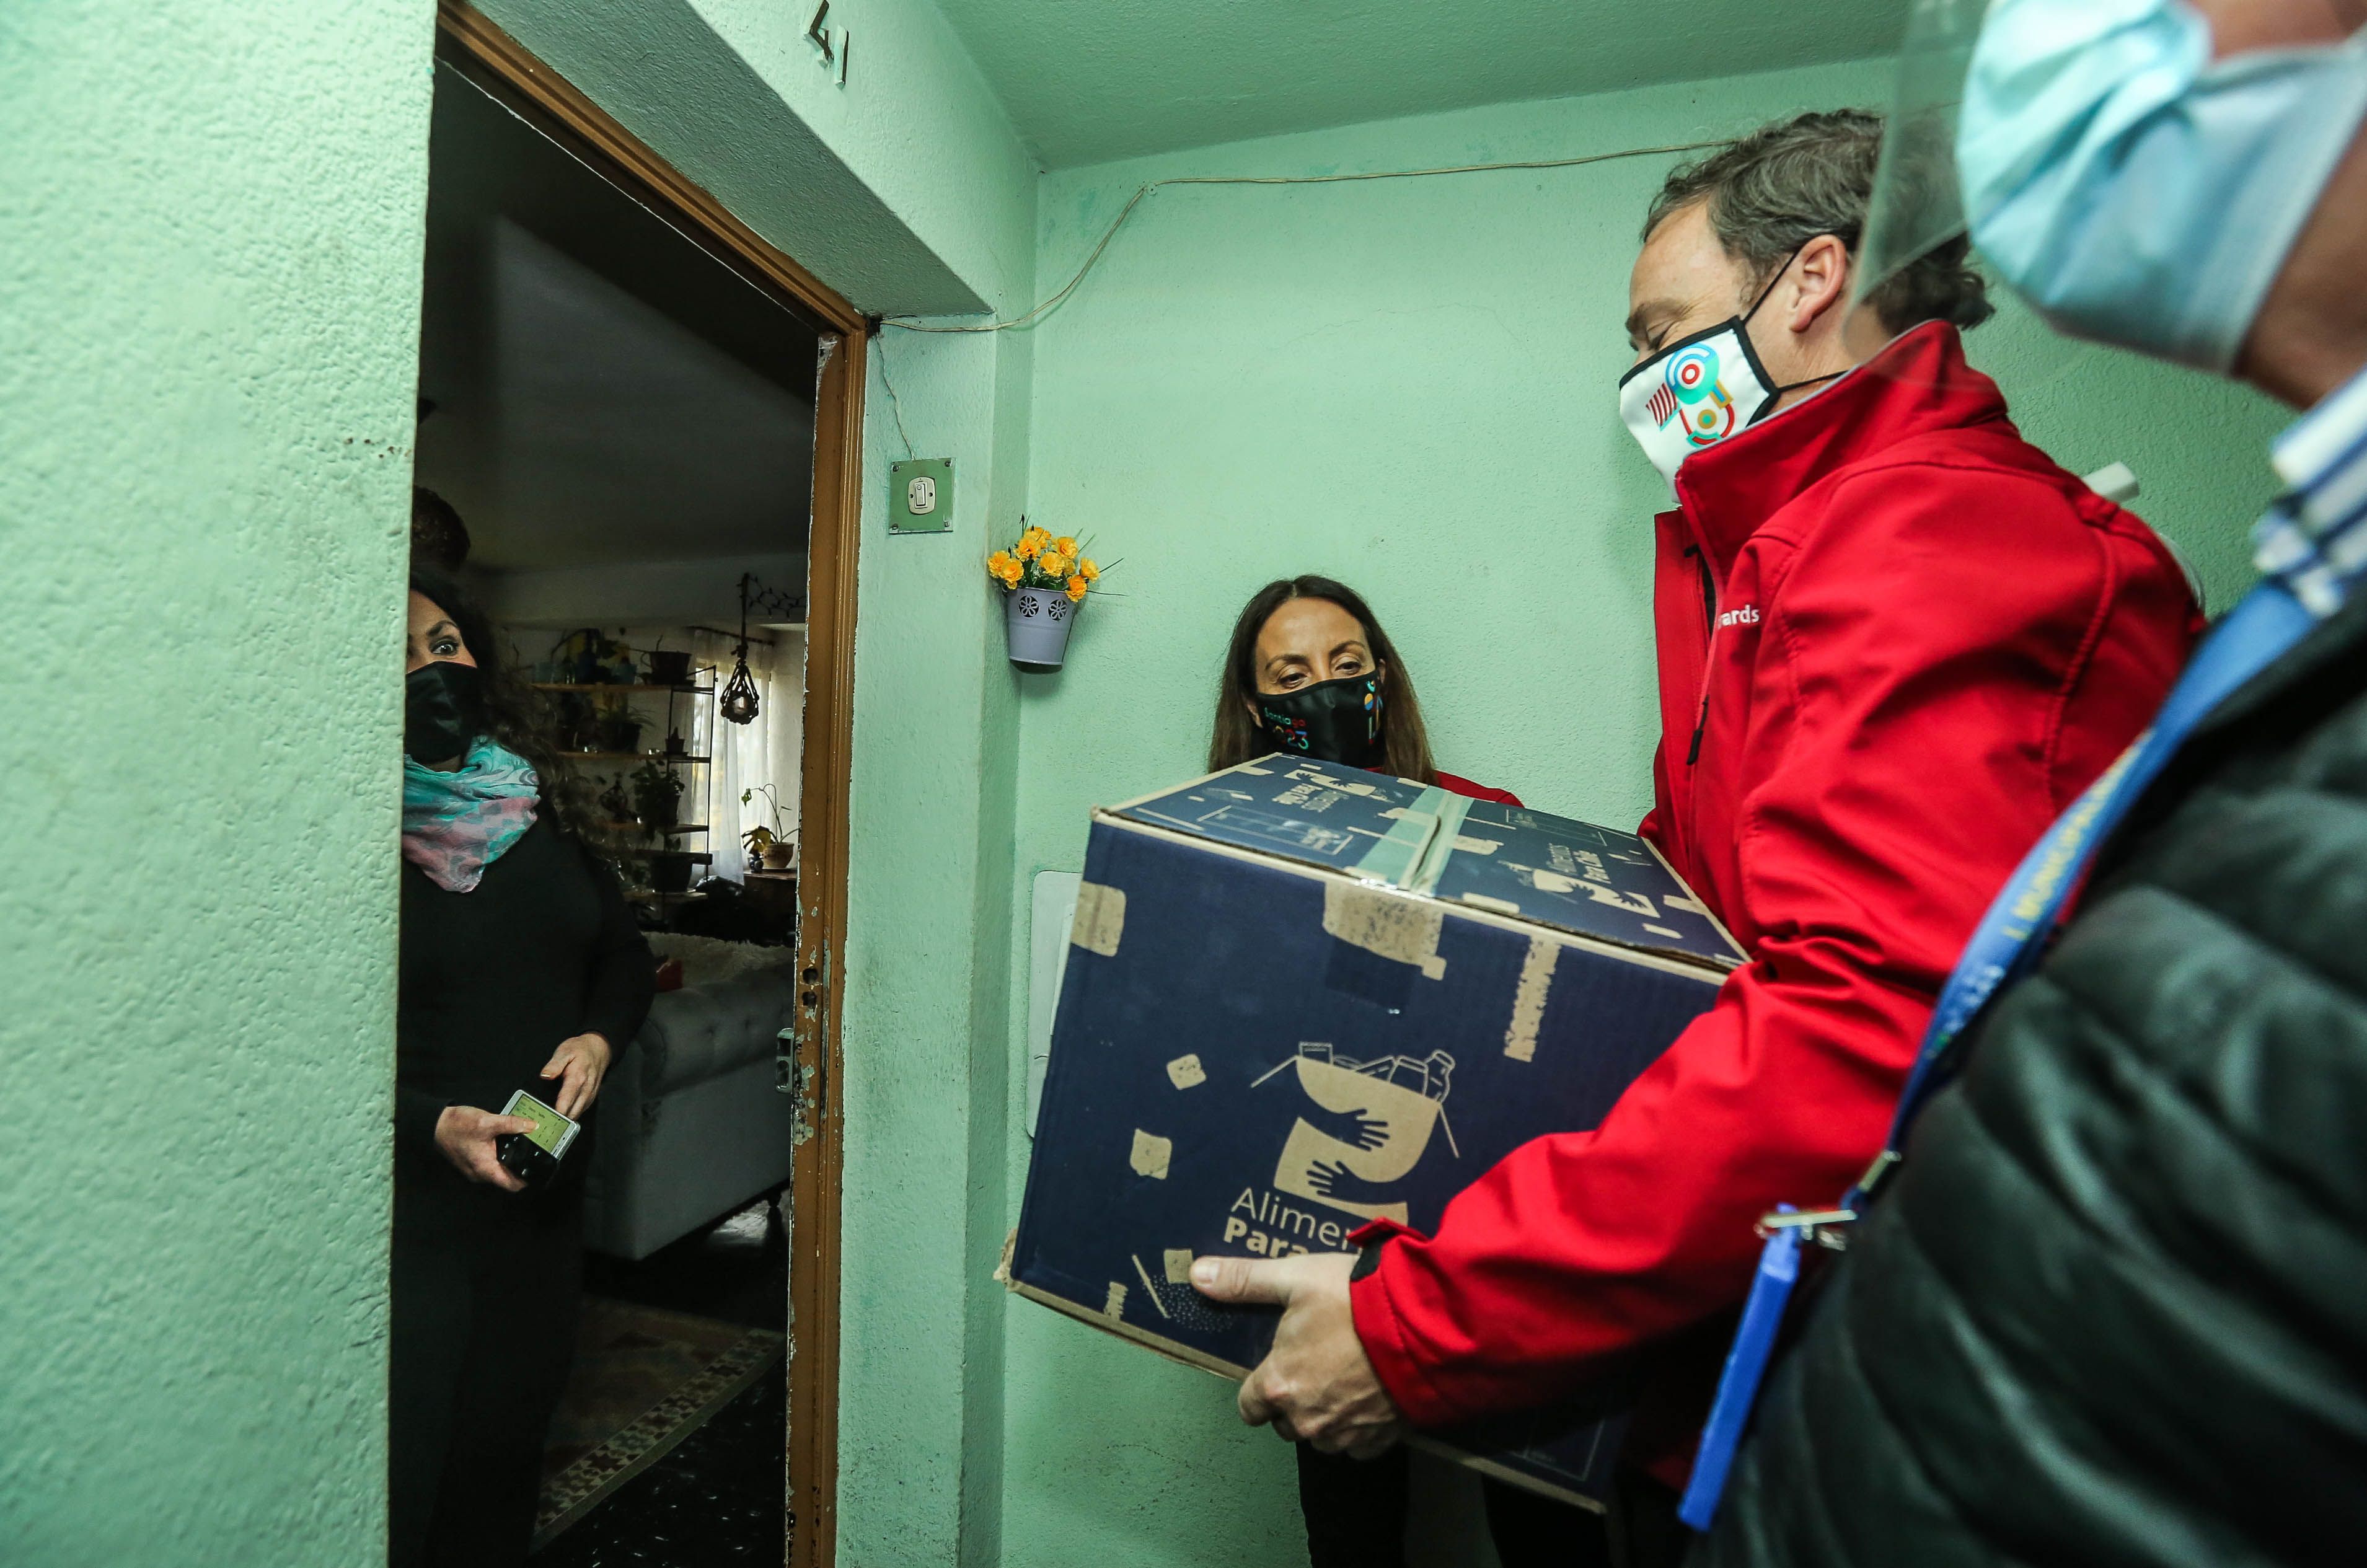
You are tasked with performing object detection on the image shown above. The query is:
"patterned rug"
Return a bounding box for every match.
[533,1298,786,1551]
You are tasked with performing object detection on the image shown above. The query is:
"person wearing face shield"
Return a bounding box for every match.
[1192,109,2203,1559]
[1686,2,2367,1563]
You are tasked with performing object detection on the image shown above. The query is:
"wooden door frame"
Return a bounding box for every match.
[432,9,859,1565]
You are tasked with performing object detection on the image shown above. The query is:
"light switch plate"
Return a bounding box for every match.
[1026,870,1083,1138]
[890,458,953,533]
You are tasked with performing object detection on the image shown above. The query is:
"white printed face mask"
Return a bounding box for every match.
[1618,249,1838,487]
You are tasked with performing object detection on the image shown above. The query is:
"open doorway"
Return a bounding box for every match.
[403,6,861,1564]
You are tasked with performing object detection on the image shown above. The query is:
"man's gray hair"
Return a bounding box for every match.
[1643,109,1993,335]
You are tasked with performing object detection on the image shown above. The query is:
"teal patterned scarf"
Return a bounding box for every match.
[402,738,541,892]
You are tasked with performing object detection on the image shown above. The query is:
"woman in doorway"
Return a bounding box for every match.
[1210,576,1602,1568]
[391,566,654,1568]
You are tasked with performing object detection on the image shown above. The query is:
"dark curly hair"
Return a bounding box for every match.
[1208,576,1439,783]
[410,487,471,572]
[1643,108,1993,337]
[407,565,597,843]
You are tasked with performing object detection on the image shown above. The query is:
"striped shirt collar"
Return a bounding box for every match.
[2254,363,2367,618]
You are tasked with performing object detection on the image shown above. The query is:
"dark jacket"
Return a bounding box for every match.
[1697,588,2367,1565]
[395,815,654,1200]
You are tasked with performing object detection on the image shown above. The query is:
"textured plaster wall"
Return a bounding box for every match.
[995,56,2290,1568]
[831,320,1034,1562]
[475,0,1038,315]
[0,1,433,1564]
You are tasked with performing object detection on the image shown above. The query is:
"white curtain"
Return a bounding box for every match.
[689,629,778,883]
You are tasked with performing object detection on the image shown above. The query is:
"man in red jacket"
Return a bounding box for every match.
[1195,109,2203,1545]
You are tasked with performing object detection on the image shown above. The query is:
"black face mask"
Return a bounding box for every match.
[1254,672,1385,769]
[405,661,483,765]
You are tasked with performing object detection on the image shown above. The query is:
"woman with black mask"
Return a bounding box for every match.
[1211,576,1515,803]
[1212,576,1603,1568]
[391,567,653,1567]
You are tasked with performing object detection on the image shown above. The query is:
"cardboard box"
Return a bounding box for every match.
[1008,757,1744,1506]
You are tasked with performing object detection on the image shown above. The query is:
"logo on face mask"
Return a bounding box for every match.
[1618,240,1848,488]
[1648,343,1739,449]
[1264,711,1311,751]
[1256,672,1385,770]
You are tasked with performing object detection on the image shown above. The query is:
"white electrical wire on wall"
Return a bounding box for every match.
[879,139,1728,335]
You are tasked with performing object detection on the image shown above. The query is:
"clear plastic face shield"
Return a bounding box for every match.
[1853,1,1984,317]
[1851,0,2367,391]
[1840,0,1991,388]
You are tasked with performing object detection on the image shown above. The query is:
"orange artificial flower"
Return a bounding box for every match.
[1065,575,1089,603]
[1079,558,1101,582]
[1054,535,1078,557]
[1013,534,1042,561]
[1039,551,1070,580]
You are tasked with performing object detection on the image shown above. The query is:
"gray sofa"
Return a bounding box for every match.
[583,933,798,1261]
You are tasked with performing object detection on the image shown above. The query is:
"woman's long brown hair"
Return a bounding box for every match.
[1207,576,1438,783]
[408,564,599,843]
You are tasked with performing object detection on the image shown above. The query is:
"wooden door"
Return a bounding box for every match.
[434,9,861,1562]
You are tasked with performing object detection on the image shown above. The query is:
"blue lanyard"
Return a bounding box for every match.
[1679,580,2319,1532]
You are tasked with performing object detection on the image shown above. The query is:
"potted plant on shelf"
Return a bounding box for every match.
[552,627,625,686]
[632,760,685,834]
[742,825,795,872]
[741,785,796,871]
[550,691,597,752]
[597,774,632,826]
[596,697,643,755]
[646,635,693,688]
[987,522,1106,670]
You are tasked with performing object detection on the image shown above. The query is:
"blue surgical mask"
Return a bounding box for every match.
[1959,0,2367,371]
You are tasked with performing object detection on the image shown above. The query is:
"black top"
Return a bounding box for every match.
[396,814,655,1194]
[1699,593,2367,1563]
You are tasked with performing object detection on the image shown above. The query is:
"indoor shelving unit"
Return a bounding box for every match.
[532,676,714,909]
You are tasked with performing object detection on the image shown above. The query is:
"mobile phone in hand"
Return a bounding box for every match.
[494,1090,580,1189]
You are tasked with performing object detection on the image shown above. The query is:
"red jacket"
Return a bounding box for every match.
[1435,770,1522,807]
[1349,323,2201,1484]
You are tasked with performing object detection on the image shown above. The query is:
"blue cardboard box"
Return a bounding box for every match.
[1009,757,1744,1507]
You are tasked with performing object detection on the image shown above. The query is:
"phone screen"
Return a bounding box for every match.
[500,1090,579,1159]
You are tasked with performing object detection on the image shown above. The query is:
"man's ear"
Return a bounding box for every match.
[1784,233,1854,336]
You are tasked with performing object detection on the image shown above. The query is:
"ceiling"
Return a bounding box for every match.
[935,0,1911,169]
[416,64,818,571]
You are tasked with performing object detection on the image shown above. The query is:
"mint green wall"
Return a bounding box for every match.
[474,0,1034,316]
[994,56,2289,1568]
[0,1,433,1562]
[3,0,1038,1557]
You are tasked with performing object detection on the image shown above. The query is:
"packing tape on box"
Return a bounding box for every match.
[1129,1129,1173,1179]
[1504,937,1561,1062]
[1322,881,1448,980]
[1354,796,1444,886]
[1072,880,1127,956]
